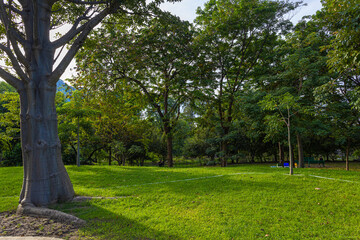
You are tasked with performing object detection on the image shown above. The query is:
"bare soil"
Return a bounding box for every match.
[0,211,80,240]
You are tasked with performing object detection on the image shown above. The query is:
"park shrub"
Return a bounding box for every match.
[1,143,22,166]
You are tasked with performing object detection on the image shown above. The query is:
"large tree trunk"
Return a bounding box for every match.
[19,82,74,207]
[296,133,304,168]
[0,0,117,211]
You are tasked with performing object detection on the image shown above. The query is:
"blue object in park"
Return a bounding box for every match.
[283,162,289,167]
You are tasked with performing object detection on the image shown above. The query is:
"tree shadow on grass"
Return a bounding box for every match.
[66,165,301,201]
[54,200,180,240]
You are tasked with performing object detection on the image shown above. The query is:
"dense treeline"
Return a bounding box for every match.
[1,0,360,170]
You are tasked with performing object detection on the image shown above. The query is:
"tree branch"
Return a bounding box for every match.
[0,1,28,67]
[51,6,95,48]
[3,3,24,15]
[49,6,114,84]
[0,43,29,82]
[124,75,164,119]
[0,66,23,90]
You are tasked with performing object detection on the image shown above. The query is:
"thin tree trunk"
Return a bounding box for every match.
[76,117,80,167]
[122,154,126,166]
[296,133,304,168]
[166,134,173,167]
[287,123,293,175]
[86,147,102,164]
[19,83,74,207]
[278,142,284,164]
[221,141,228,167]
[220,126,229,167]
[346,143,350,171]
[274,152,278,163]
[163,120,173,167]
[108,147,112,166]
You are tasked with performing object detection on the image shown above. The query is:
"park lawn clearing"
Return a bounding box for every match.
[1,164,360,239]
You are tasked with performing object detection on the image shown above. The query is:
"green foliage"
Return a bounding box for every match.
[0,91,20,166]
[194,0,302,165]
[260,92,299,138]
[321,0,360,73]
[0,82,16,94]
[1,143,22,166]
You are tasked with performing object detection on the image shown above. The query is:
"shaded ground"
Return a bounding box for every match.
[0,211,80,240]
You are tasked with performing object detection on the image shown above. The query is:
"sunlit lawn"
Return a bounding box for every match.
[1,163,360,239]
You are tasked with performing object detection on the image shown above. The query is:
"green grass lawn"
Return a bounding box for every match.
[1,163,360,239]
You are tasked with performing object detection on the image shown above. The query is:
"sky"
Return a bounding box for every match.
[0,0,323,82]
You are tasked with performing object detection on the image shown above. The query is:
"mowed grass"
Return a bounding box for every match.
[1,164,360,239]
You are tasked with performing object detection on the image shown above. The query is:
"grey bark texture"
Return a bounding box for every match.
[19,82,75,207]
[0,0,117,207]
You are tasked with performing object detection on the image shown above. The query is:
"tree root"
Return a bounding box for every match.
[16,196,126,225]
[16,204,86,226]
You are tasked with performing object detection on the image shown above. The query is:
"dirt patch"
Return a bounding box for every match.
[0,211,80,240]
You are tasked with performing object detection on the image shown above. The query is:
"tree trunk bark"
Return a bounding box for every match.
[278,142,284,164]
[163,121,173,167]
[220,126,229,167]
[287,124,293,175]
[296,133,304,168]
[19,82,74,207]
[76,117,80,167]
[166,134,173,167]
[221,141,228,167]
[274,151,278,163]
[346,143,350,171]
[108,147,112,166]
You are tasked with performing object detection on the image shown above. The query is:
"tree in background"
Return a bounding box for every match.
[315,2,360,169]
[195,0,301,166]
[260,92,301,175]
[76,12,209,167]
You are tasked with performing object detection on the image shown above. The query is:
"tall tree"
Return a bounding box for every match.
[274,17,331,167]
[0,0,176,208]
[260,92,301,175]
[195,0,300,166]
[76,12,207,167]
